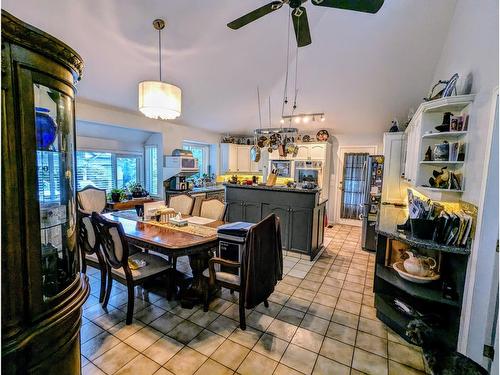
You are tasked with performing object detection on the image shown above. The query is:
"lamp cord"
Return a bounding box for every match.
[282,13,291,117]
[293,17,299,115]
[158,27,162,81]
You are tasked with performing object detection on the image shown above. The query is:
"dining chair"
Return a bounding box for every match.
[203,214,282,330]
[77,209,107,302]
[77,185,107,214]
[91,212,172,324]
[168,194,194,215]
[199,198,226,221]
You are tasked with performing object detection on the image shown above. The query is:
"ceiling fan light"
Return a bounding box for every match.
[303,116,310,123]
[280,118,285,124]
[138,81,182,120]
[320,115,326,122]
[294,117,301,124]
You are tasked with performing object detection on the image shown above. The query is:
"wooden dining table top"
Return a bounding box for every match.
[103,212,223,251]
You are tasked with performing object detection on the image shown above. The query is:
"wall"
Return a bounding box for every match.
[428,0,499,365]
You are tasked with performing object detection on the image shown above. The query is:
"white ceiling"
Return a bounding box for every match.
[4,0,456,135]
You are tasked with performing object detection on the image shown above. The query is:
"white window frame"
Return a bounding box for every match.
[182,141,211,177]
[144,144,159,197]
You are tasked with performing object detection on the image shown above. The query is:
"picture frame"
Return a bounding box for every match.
[450,115,464,131]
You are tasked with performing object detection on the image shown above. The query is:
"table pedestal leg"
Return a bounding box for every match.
[180,250,211,308]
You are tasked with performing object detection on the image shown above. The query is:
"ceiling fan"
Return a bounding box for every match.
[227,0,384,47]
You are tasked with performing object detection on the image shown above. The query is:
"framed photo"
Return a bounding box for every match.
[463,114,469,131]
[450,115,464,131]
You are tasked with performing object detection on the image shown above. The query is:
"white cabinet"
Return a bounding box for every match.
[309,144,327,159]
[220,144,261,173]
[295,145,309,159]
[403,117,421,184]
[382,132,405,204]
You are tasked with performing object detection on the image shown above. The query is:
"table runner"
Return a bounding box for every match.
[145,220,218,238]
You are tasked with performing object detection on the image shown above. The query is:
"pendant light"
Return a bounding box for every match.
[138,19,181,120]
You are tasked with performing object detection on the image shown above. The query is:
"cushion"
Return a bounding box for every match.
[111,253,171,281]
[202,268,240,285]
[85,252,99,263]
[78,188,106,214]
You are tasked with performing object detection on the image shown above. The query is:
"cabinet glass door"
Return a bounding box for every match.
[34,83,77,301]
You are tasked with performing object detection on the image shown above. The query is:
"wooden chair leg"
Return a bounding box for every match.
[126,283,134,325]
[239,297,246,330]
[102,266,113,308]
[230,290,234,295]
[99,266,107,303]
[81,253,87,274]
[264,299,269,308]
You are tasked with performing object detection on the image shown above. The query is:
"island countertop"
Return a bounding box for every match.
[376,204,470,254]
[223,183,321,194]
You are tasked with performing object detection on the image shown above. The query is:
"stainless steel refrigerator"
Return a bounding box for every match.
[361,155,384,251]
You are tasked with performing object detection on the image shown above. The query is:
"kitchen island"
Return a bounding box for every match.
[225,184,327,260]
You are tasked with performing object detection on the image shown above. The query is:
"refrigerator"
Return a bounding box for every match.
[361,155,385,251]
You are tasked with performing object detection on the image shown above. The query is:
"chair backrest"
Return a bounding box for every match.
[77,209,97,254]
[91,212,130,269]
[78,186,106,214]
[168,194,194,215]
[200,198,226,221]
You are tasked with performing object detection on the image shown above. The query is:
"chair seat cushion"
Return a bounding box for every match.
[112,253,171,281]
[85,252,99,263]
[202,268,240,285]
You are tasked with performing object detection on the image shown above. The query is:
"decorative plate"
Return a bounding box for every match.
[316,130,329,142]
[302,135,311,142]
[392,261,440,284]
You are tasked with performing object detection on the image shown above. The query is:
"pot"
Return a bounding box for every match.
[403,251,437,277]
[250,145,261,162]
[111,192,121,203]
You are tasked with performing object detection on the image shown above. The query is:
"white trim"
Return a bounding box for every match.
[458,87,499,364]
[334,145,378,226]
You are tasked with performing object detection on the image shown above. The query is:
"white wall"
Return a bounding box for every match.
[428,0,499,365]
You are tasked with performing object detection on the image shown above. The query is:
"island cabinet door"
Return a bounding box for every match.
[243,201,262,223]
[262,203,290,249]
[289,207,312,253]
[226,200,244,222]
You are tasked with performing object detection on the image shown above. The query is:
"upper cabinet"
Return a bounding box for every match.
[268,143,328,161]
[220,144,260,173]
[382,132,406,204]
[402,95,474,201]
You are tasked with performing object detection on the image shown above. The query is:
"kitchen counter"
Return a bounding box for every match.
[376,204,470,254]
[223,183,321,194]
[225,184,327,260]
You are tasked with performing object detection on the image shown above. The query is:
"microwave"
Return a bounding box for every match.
[164,156,198,170]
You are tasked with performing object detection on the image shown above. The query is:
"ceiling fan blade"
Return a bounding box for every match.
[310,0,384,14]
[292,7,312,47]
[227,1,283,30]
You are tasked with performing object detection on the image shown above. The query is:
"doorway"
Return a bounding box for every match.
[335,146,377,226]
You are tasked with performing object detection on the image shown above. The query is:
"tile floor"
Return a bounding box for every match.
[81,224,427,375]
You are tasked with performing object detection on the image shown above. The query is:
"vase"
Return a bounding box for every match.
[35,107,57,150]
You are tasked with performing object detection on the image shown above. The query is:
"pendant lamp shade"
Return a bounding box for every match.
[138,80,181,120]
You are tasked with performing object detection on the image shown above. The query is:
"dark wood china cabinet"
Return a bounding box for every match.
[1,10,89,374]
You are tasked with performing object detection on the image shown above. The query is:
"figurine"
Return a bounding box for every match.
[424,146,433,161]
[429,167,449,188]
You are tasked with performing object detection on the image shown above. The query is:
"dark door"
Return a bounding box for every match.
[340,153,369,220]
[243,201,261,223]
[226,200,244,222]
[262,203,290,249]
[289,207,312,253]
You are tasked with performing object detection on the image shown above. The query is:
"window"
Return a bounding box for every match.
[145,145,158,196]
[182,141,210,178]
[76,151,141,191]
[37,150,61,203]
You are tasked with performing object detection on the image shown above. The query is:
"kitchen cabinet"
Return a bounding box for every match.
[382,132,405,204]
[295,145,309,159]
[309,144,327,159]
[267,143,328,161]
[220,144,261,173]
[403,116,421,184]
[262,203,290,250]
[1,11,88,374]
[288,207,312,253]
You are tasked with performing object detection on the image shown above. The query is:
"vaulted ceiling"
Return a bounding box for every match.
[3,0,457,135]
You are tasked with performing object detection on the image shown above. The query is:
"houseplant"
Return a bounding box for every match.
[109,188,125,203]
[128,182,148,198]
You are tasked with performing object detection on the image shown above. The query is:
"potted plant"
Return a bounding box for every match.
[110,188,125,203]
[128,182,148,198]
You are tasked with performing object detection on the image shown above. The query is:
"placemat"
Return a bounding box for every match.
[145,220,217,238]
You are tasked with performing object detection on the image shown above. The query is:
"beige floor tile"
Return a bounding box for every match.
[313,293,338,308]
[81,322,104,344]
[149,312,184,335]
[93,342,139,374]
[193,358,232,375]
[269,291,291,305]
[313,355,350,375]
[255,301,283,318]
[293,288,317,301]
[356,331,388,358]
[229,326,263,348]
[81,331,121,361]
[167,319,203,344]
[299,313,330,335]
[282,275,302,286]
[169,304,200,319]
[274,363,304,375]
[254,333,289,361]
[82,362,106,375]
[92,309,127,330]
[188,329,226,356]
[208,298,233,314]
[125,326,163,352]
[143,335,184,365]
[388,342,424,371]
[164,346,207,375]
[342,281,365,294]
[134,305,167,325]
[266,319,298,342]
[277,306,306,325]
[275,283,298,295]
[340,290,364,304]
[207,315,239,338]
[336,298,362,315]
[306,303,334,321]
[246,311,275,331]
[238,351,278,375]
[388,360,426,375]
[285,296,312,313]
[331,309,359,329]
[318,284,342,297]
[300,280,322,292]
[360,305,378,320]
[108,319,146,341]
[115,354,161,375]
[320,337,354,366]
[291,327,324,353]
[188,309,220,327]
[326,322,357,346]
[210,340,250,370]
[281,344,318,375]
[352,348,388,375]
[222,303,251,321]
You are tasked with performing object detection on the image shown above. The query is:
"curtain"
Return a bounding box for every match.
[340,153,369,220]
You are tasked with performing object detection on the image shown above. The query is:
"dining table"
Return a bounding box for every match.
[104,210,224,308]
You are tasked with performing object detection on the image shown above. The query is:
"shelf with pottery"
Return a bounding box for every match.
[403,94,474,202]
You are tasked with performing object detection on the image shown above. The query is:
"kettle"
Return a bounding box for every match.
[403,251,437,277]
